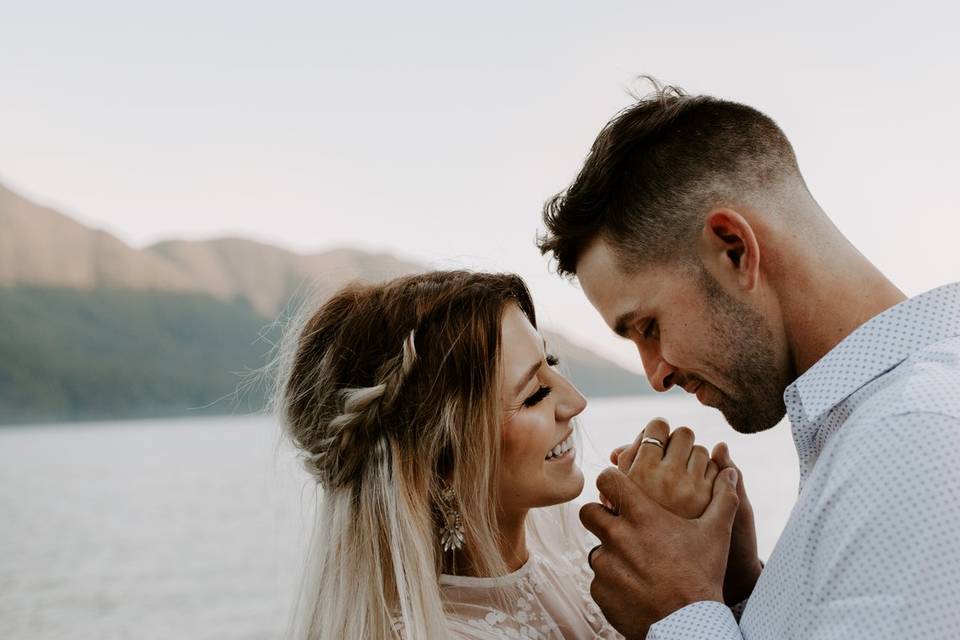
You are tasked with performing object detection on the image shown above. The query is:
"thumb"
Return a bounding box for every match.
[702,468,740,531]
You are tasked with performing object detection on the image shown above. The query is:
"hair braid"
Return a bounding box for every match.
[305,330,418,488]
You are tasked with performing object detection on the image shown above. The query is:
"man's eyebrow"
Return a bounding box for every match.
[613,308,643,338]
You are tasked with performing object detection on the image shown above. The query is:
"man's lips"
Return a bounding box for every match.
[681,380,703,396]
[696,384,711,405]
[681,380,715,407]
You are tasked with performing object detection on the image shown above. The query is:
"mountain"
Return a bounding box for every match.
[0,181,648,424]
[148,239,424,318]
[0,182,423,317]
[0,182,200,292]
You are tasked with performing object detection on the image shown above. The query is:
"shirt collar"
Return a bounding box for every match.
[785,282,960,463]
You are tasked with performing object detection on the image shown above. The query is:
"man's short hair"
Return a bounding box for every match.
[538,80,803,277]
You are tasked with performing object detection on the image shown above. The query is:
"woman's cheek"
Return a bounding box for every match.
[504,415,540,472]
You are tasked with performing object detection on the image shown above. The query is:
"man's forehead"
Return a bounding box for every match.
[576,241,680,331]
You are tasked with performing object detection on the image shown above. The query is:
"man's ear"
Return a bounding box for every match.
[698,209,761,292]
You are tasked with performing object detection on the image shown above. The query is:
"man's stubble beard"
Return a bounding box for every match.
[698,270,789,434]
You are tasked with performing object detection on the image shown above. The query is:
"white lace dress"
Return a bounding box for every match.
[434,504,623,639]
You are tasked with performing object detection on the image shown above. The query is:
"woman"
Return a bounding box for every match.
[274,271,719,639]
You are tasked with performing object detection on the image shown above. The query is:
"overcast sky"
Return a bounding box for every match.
[3,1,959,372]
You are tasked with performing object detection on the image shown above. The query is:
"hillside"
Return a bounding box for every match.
[0,181,648,424]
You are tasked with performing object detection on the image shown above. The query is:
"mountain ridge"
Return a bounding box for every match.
[0,181,426,317]
[0,181,650,424]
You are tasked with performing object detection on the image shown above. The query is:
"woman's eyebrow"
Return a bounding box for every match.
[513,360,543,397]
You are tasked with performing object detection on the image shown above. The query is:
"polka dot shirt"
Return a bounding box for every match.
[649,282,960,640]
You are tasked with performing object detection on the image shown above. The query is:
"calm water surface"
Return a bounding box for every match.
[0,395,798,640]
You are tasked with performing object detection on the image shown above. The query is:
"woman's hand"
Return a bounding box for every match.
[608,419,763,606]
[608,417,718,518]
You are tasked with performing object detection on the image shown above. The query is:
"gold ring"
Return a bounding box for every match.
[640,436,665,449]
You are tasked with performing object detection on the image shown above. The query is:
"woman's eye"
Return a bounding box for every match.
[523,385,552,407]
[546,353,559,367]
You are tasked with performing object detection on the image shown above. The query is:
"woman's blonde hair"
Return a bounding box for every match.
[273,270,537,639]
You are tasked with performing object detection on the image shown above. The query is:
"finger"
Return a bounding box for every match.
[701,467,740,532]
[596,466,667,521]
[579,501,618,540]
[711,441,736,470]
[663,426,695,467]
[609,444,629,465]
[616,430,647,472]
[687,444,710,476]
[705,459,720,484]
[712,442,745,496]
[599,491,613,510]
[617,442,640,473]
[632,417,669,472]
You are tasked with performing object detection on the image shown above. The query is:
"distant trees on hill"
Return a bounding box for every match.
[0,288,277,424]
[0,287,648,425]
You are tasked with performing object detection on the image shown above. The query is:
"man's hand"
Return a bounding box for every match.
[582,421,740,639]
[712,442,763,606]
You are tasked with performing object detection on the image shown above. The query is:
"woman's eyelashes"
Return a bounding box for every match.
[523,354,559,407]
[524,385,552,407]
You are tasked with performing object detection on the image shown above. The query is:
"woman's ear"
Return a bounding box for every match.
[698,209,761,292]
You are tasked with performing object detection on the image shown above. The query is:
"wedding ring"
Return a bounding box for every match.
[588,544,602,570]
[640,436,665,449]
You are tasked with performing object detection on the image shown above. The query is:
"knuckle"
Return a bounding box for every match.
[646,417,670,433]
[579,504,600,527]
[590,579,604,602]
[673,426,695,440]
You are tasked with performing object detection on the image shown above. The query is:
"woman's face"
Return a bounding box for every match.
[497,304,587,515]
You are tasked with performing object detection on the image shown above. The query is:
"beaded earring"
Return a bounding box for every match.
[437,483,465,554]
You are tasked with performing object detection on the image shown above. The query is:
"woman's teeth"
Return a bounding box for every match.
[545,434,574,461]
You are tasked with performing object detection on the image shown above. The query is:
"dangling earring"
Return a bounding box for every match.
[437,482,465,554]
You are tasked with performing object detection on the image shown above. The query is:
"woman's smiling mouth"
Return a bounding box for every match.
[545,432,574,461]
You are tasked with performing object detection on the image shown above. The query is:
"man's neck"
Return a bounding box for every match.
[781,252,906,376]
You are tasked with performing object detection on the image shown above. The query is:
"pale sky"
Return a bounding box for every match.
[2,1,958,372]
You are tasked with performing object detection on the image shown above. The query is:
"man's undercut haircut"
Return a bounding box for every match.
[538,78,804,277]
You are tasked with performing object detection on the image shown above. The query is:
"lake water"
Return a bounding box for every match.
[0,395,799,640]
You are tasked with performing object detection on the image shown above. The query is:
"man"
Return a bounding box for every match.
[537,80,960,639]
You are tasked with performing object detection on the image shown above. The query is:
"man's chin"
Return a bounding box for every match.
[718,399,786,435]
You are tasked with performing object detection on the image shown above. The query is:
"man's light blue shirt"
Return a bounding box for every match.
[649,282,960,639]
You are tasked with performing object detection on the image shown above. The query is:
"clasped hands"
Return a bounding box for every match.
[579,418,763,639]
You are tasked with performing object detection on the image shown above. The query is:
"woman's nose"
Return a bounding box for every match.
[556,374,587,420]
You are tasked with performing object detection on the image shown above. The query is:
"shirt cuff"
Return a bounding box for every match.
[647,600,741,640]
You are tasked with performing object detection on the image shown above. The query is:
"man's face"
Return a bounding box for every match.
[576,239,789,433]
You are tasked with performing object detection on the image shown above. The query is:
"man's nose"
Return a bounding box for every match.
[638,342,676,393]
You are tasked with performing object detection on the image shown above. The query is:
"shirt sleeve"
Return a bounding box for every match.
[647,601,743,640]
